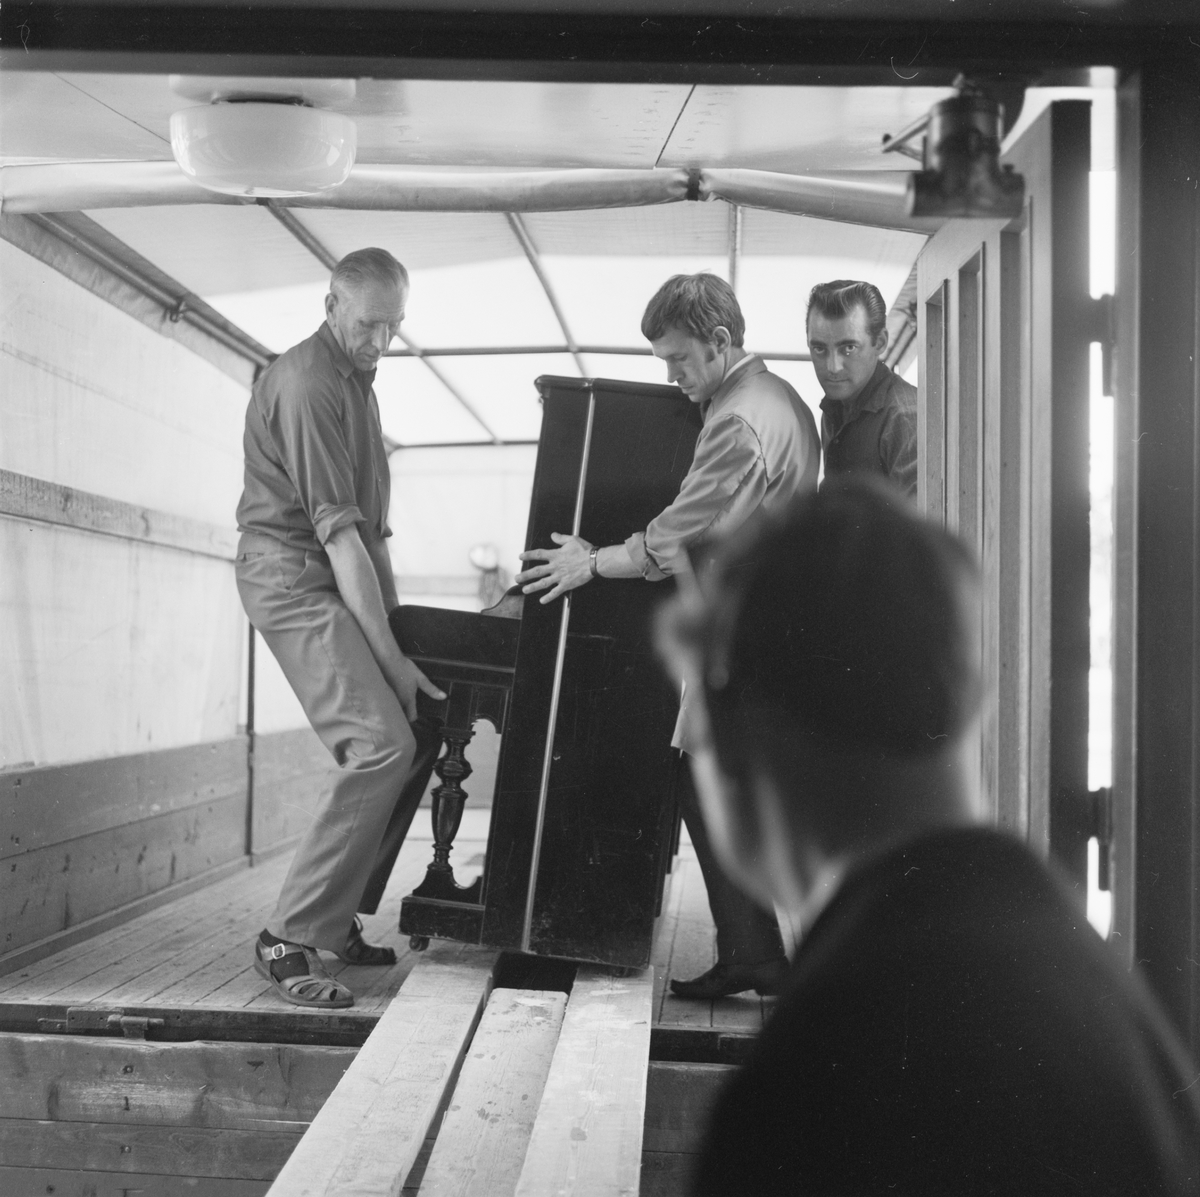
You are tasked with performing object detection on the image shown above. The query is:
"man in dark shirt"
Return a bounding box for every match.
[808,279,917,497]
[655,479,1200,1196]
[236,248,445,1009]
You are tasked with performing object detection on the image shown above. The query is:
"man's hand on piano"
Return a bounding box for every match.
[516,533,594,603]
[387,655,448,722]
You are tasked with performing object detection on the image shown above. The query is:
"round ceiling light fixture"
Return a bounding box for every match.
[168,76,358,198]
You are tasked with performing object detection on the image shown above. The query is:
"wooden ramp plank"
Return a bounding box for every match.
[514,967,652,1197]
[420,987,566,1197]
[266,944,497,1197]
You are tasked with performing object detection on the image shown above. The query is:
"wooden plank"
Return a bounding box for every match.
[420,987,566,1197]
[0,851,287,997]
[0,1033,356,1128]
[0,1166,269,1197]
[641,1062,734,1155]
[0,792,247,958]
[514,966,652,1197]
[1,736,248,862]
[0,855,249,979]
[267,944,497,1197]
[0,1118,301,1180]
[0,468,239,560]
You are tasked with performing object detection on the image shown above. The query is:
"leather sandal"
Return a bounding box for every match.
[336,915,397,966]
[254,939,355,1008]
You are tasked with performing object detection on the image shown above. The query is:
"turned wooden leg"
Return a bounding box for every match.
[412,728,484,903]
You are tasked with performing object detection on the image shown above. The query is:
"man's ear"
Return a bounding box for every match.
[873,327,889,356]
[324,291,338,322]
[711,325,733,354]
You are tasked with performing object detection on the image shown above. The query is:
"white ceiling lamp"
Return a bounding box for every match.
[168,76,358,198]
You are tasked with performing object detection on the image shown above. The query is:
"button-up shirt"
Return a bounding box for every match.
[625,355,821,580]
[236,322,392,552]
[820,360,917,498]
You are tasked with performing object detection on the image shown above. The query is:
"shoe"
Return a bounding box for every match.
[254,938,355,1009]
[669,958,789,1000]
[335,915,398,966]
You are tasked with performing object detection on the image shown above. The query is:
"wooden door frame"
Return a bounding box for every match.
[1112,62,1200,1050]
[916,103,1092,893]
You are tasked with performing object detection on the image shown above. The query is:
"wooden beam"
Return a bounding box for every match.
[420,987,566,1197]
[0,1167,269,1197]
[0,1033,354,1128]
[267,944,497,1197]
[0,469,239,561]
[514,966,652,1197]
[2,736,248,862]
[0,1117,301,1180]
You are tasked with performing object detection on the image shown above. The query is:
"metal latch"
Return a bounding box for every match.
[59,1007,165,1038]
[1089,786,1114,892]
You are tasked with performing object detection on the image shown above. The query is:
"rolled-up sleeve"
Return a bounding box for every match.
[626,414,767,580]
[270,375,366,545]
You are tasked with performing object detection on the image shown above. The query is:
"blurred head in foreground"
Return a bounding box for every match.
[657,476,983,922]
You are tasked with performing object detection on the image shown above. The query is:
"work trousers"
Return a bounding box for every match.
[236,536,438,951]
[676,755,786,967]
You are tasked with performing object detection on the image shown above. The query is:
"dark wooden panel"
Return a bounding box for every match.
[2,737,248,862]
[0,1167,269,1197]
[0,1034,355,1128]
[0,1118,300,1180]
[250,727,338,857]
[1119,61,1200,1051]
[527,381,699,965]
[643,1061,735,1154]
[1,794,247,957]
[481,386,593,951]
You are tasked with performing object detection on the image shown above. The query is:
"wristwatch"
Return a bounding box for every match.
[588,546,600,578]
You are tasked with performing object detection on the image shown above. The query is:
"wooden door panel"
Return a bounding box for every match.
[916,102,1092,894]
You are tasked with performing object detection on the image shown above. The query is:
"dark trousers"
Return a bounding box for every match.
[676,756,786,966]
[357,716,443,915]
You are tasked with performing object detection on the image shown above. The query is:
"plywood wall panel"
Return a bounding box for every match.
[0,793,247,956]
[0,239,247,529]
[0,520,243,769]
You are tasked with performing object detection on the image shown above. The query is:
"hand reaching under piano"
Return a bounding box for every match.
[517,534,643,602]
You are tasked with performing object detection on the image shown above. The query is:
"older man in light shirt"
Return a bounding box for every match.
[517,272,820,999]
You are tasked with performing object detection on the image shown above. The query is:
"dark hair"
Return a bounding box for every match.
[677,478,979,765]
[806,280,888,341]
[330,248,408,296]
[641,273,745,347]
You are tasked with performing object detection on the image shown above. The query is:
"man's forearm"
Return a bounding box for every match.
[366,536,400,611]
[326,526,408,681]
[595,544,641,578]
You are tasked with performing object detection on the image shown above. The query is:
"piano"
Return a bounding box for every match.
[388,375,702,968]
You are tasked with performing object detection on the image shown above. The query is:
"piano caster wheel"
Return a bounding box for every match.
[409,935,430,951]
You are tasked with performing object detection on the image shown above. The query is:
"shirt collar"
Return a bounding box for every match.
[316,321,377,387]
[819,359,892,425]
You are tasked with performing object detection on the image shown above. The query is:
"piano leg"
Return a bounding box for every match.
[411,726,485,904]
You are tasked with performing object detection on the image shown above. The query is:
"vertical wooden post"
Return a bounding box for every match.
[1113,61,1200,1049]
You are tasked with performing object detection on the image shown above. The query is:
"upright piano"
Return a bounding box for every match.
[388,375,702,968]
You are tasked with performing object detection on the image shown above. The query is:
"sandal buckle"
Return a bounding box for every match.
[267,942,290,960]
